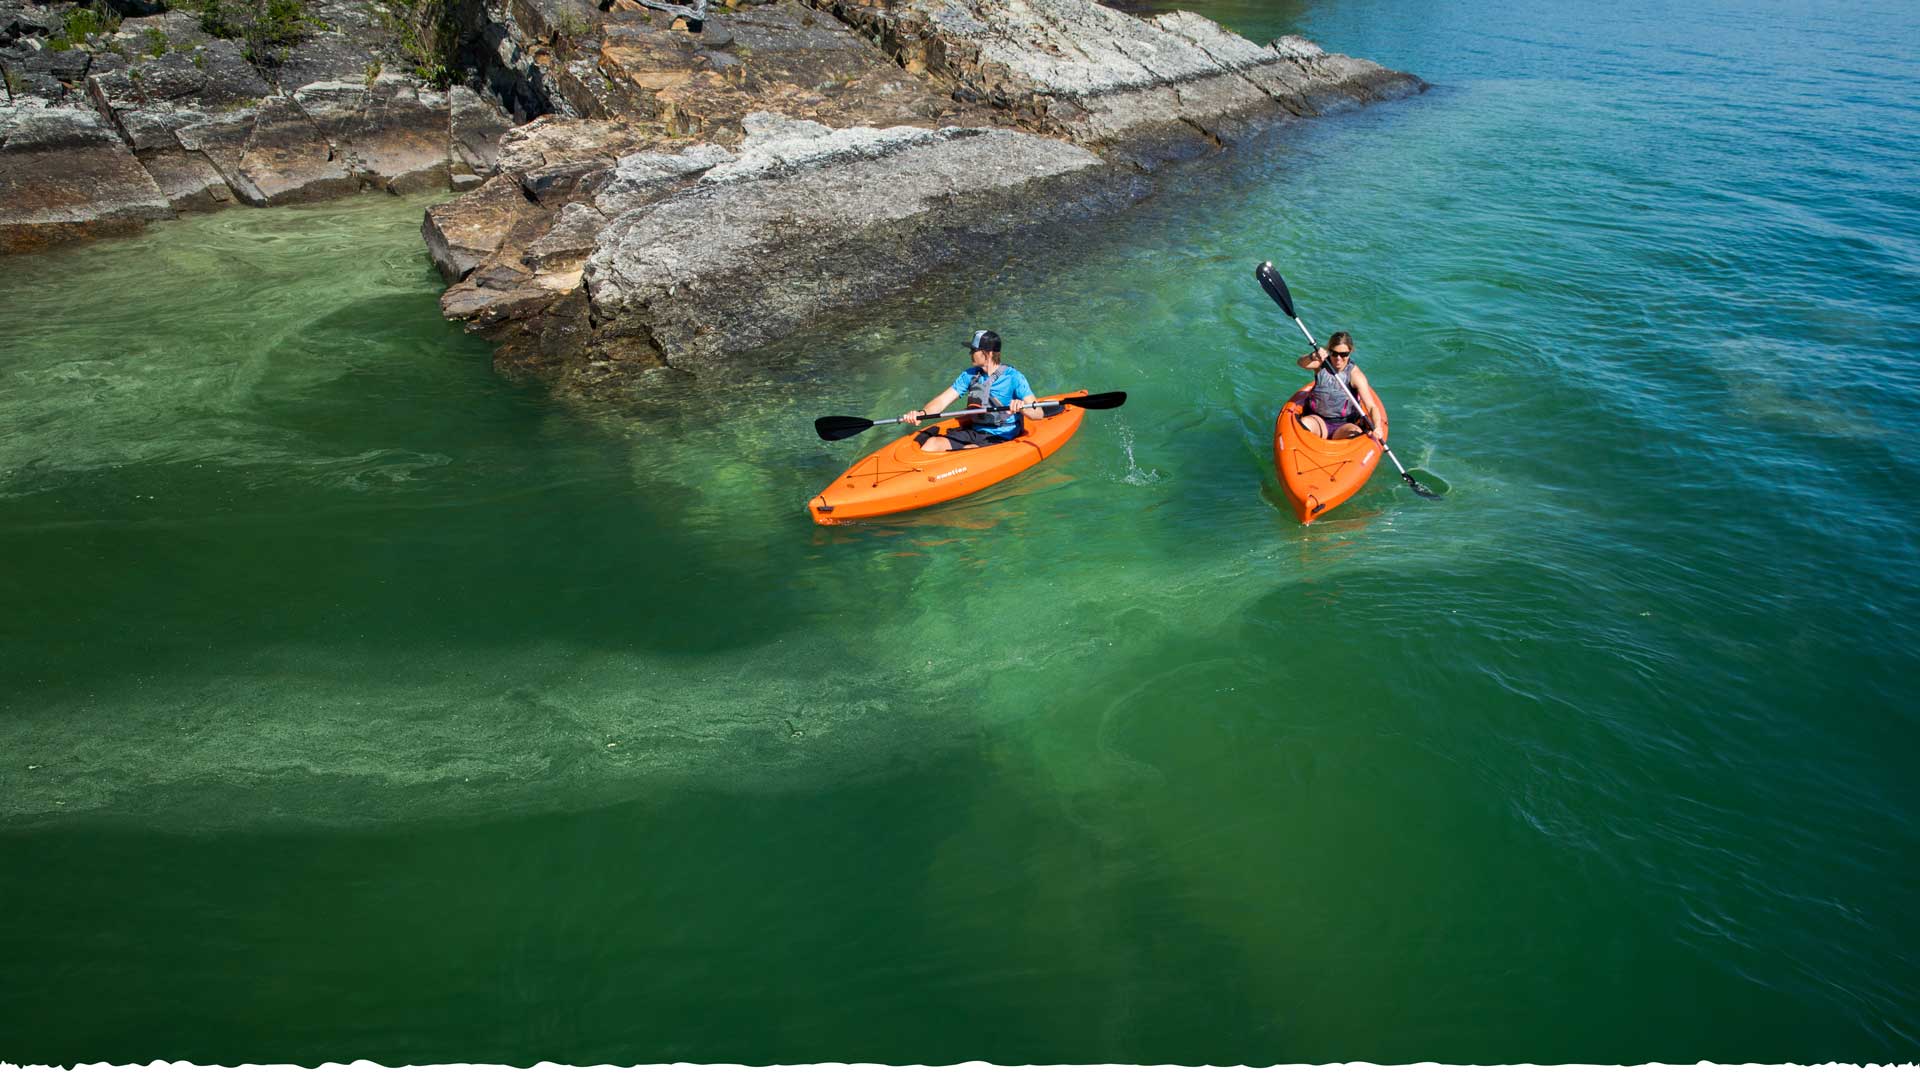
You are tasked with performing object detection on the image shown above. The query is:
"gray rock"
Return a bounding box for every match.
[294,75,452,194]
[177,95,358,205]
[263,0,412,93]
[85,37,265,210]
[36,44,88,81]
[818,0,1423,154]
[422,169,541,282]
[590,0,985,139]
[449,83,512,175]
[519,156,602,203]
[140,139,238,209]
[0,99,172,252]
[475,7,575,122]
[427,0,1427,382]
[268,32,383,91]
[9,70,65,99]
[3,6,59,40]
[495,112,670,173]
[110,10,216,53]
[88,39,271,112]
[577,115,1142,371]
[521,198,605,270]
[589,139,730,213]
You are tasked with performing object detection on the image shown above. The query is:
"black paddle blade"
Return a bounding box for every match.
[1404,470,1448,498]
[814,415,877,441]
[1254,261,1296,318]
[1062,390,1127,410]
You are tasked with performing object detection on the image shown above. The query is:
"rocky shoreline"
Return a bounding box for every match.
[3,0,1423,388]
[1,0,515,250]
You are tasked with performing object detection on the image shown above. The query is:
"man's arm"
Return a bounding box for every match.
[903,387,961,423]
[1010,372,1043,420]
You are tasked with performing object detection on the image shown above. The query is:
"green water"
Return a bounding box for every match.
[3,0,1918,1063]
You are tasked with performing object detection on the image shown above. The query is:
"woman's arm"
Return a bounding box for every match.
[1351,368,1387,441]
[1298,347,1328,371]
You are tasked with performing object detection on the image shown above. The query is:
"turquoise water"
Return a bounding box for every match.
[3,0,1918,1063]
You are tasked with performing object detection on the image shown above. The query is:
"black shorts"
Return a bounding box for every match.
[1307,411,1362,429]
[920,425,1009,449]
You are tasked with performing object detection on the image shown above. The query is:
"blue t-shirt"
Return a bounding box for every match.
[950,365,1035,439]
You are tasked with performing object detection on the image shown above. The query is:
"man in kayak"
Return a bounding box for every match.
[899,330,1046,452]
[1295,332,1387,440]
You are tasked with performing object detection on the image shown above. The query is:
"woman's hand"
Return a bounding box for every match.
[900,409,923,424]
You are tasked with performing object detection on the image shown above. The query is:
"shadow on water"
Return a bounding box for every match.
[0,741,1281,1065]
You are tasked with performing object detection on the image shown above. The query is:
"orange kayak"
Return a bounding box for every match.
[1273,383,1387,523]
[809,390,1087,525]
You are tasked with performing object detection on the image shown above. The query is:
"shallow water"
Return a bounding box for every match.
[2,0,1918,1063]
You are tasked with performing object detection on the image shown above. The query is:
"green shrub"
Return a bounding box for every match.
[145,26,170,56]
[371,0,461,88]
[47,1,121,50]
[199,0,319,64]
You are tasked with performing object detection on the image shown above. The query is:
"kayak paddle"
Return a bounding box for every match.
[814,390,1128,442]
[1254,261,1443,499]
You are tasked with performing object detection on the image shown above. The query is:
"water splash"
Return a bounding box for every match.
[1115,421,1162,486]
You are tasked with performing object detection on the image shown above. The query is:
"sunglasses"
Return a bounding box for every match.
[1328,350,1352,359]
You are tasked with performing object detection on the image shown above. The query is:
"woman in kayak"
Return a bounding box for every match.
[1295,331,1387,440]
[899,330,1046,452]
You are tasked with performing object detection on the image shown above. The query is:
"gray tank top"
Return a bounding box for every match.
[1310,362,1359,421]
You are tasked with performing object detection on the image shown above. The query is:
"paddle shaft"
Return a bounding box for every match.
[815,391,1125,441]
[1283,316,1423,482]
[883,397,1072,429]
